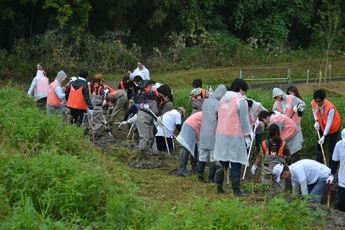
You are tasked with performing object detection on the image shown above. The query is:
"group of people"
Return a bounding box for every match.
[27,62,344,211]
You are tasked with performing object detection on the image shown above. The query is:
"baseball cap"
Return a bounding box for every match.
[272,164,284,183]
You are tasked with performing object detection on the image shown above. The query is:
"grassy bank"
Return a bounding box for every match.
[0,87,328,229]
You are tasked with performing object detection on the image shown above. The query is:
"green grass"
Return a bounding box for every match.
[0,87,328,229]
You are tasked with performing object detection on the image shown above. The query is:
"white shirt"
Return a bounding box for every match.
[156,109,181,138]
[290,159,331,195]
[130,66,150,81]
[332,141,345,187]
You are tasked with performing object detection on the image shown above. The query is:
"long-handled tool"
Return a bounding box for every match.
[101,114,113,137]
[327,183,332,208]
[242,125,258,180]
[145,108,175,154]
[127,122,135,139]
[316,128,327,165]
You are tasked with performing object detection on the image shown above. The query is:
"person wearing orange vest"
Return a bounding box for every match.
[65,69,93,127]
[27,69,49,109]
[272,87,305,163]
[189,79,210,114]
[47,71,67,115]
[311,89,341,165]
[250,124,291,192]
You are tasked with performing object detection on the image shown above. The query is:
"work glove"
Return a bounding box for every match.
[326,175,334,184]
[156,116,162,123]
[245,136,251,148]
[119,121,127,127]
[319,136,325,145]
[126,114,137,124]
[314,122,320,130]
[293,105,298,112]
[87,109,94,116]
[143,103,149,109]
[250,165,257,175]
[250,131,255,140]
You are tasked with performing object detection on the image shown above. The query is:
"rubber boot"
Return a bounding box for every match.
[231,176,245,197]
[208,162,217,183]
[190,155,198,175]
[179,148,190,176]
[215,167,225,194]
[197,161,206,183]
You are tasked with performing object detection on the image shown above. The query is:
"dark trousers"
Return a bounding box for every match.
[338,186,345,212]
[123,104,138,121]
[219,161,242,178]
[316,130,338,165]
[255,133,263,155]
[70,109,86,127]
[36,97,47,111]
[156,136,174,152]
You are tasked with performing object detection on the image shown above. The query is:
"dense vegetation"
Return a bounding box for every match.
[1,0,345,81]
[0,88,327,229]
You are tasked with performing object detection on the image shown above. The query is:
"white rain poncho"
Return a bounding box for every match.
[247,98,267,134]
[214,91,252,165]
[199,84,227,150]
[176,112,202,156]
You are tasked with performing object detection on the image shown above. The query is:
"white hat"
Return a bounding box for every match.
[272,164,284,183]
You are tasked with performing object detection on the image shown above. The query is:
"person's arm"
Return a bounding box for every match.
[27,78,37,96]
[323,108,334,136]
[330,143,340,175]
[176,124,182,132]
[283,145,291,165]
[300,180,309,196]
[311,100,318,121]
[82,83,93,109]
[294,166,308,195]
[238,99,251,136]
[65,84,71,101]
[54,85,65,100]
[294,96,306,112]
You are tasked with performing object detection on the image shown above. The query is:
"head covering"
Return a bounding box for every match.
[272,164,284,183]
[210,84,227,100]
[55,70,67,83]
[69,76,77,82]
[272,88,285,99]
[341,128,345,146]
[36,70,45,78]
[94,73,105,82]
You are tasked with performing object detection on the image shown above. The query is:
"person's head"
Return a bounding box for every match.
[146,80,156,90]
[258,110,274,124]
[192,79,203,89]
[229,78,248,95]
[93,73,105,84]
[106,96,117,106]
[246,99,253,108]
[79,69,88,79]
[133,75,143,86]
[272,164,290,183]
[286,85,302,99]
[272,88,285,101]
[37,63,43,70]
[56,70,67,83]
[313,89,326,107]
[177,106,186,119]
[137,61,144,70]
[268,123,282,145]
[157,84,173,102]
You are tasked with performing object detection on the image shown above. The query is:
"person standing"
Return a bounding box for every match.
[327,128,345,211]
[311,89,341,165]
[197,84,227,183]
[128,61,150,84]
[214,79,252,196]
[273,159,331,203]
[272,87,305,162]
[27,70,49,109]
[65,69,93,127]
[47,71,67,115]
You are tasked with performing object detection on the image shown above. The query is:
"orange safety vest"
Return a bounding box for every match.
[118,80,125,90]
[103,84,115,93]
[47,80,62,107]
[67,85,88,110]
[262,140,285,157]
[312,99,341,134]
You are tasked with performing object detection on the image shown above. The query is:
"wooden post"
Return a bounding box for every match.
[329,63,332,82]
[307,69,310,84]
[319,70,322,87]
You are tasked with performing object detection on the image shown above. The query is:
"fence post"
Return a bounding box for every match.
[240,69,243,79]
[287,68,291,84]
[307,69,310,84]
